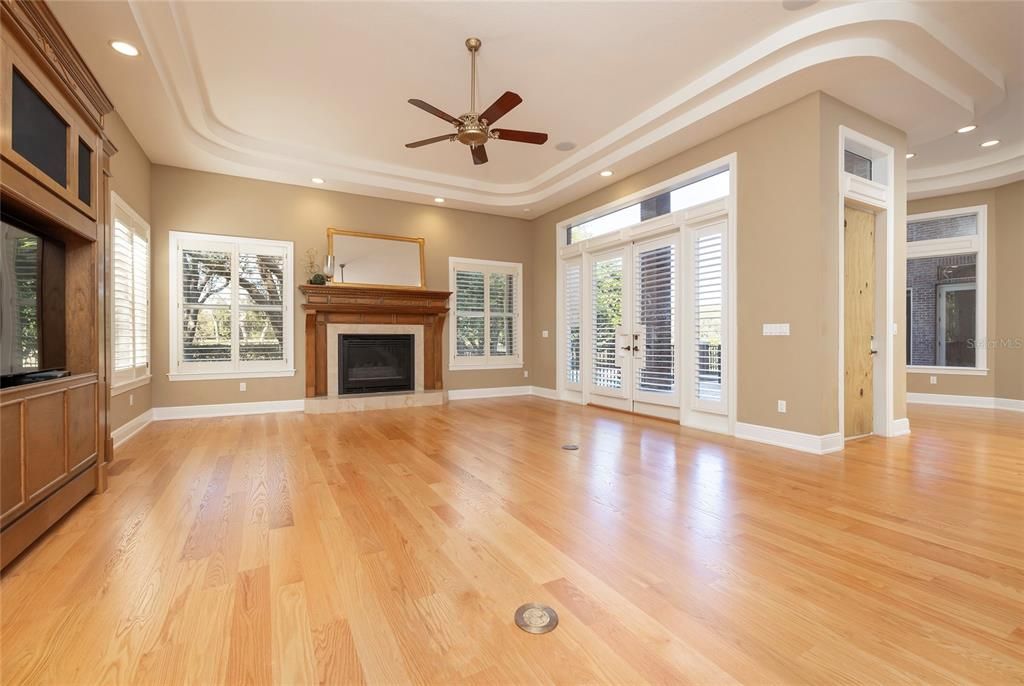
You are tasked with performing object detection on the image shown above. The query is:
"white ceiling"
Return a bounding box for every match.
[51,1,1024,215]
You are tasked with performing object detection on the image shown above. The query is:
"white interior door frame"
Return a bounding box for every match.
[837,126,898,440]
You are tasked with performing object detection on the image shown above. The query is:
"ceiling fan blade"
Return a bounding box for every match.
[405,134,456,148]
[492,129,548,145]
[471,145,488,165]
[479,91,522,125]
[408,99,461,126]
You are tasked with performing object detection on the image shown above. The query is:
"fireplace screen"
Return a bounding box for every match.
[339,334,414,395]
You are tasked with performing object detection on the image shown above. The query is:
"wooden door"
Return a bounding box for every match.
[844,206,875,438]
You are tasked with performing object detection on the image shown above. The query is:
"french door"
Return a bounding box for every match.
[588,234,679,415]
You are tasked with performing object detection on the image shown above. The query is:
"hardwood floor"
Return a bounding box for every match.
[2,398,1022,684]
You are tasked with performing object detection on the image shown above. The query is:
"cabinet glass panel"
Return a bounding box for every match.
[11,69,68,187]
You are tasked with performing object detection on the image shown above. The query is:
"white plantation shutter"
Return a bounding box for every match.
[693,226,726,413]
[111,197,150,387]
[180,245,233,365]
[635,240,676,395]
[132,231,148,370]
[454,269,485,358]
[591,254,623,389]
[450,259,522,368]
[564,260,581,386]
[238,250,286,361]
[170,232,293,378]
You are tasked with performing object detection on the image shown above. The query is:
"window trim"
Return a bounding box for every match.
[448,256,523,371]
[906,204,987,375]
[110,191,151,392]
[167,230,295,381]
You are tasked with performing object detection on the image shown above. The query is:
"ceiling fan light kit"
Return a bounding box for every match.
[406,37,549,165]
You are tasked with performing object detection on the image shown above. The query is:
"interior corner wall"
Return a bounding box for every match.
[106,111,153,431]
[148,166,534,409]
[531,92,838,436]
[818,94,909,426]
[907,180,1024,401]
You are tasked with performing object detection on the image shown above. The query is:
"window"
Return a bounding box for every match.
[111,194,150,389]
[169,231,293,380]
[905,207,986,372]
[449,258,522,369]
[566,170,729,244]
[693,225,727,412]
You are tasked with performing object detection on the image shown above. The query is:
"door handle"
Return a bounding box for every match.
[869,349,878,355]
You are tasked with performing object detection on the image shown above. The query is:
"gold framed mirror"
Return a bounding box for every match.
[326,228,426,289]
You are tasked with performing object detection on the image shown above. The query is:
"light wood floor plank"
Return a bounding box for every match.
[2,399,1022,684]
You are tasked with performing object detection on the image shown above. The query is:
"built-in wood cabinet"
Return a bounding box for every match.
[0,0,114,569]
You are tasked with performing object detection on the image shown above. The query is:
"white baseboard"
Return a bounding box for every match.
[890,417,912,436]
[152,399,305,420]
[996,397,1024,412]
[111,409,154,448]
[907,392,1024,412]
[447,386,534,400]
[530,386,560,401]
[735,422,844,455]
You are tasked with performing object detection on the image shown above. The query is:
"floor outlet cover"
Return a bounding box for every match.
[514,603,559,634]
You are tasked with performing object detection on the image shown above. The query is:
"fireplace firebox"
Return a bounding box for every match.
[338,334,414,395]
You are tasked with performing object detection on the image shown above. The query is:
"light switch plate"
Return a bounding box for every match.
[239,382,247,392]
[777,400,787,413]
[542,330,549,338]
[763,323,790,336]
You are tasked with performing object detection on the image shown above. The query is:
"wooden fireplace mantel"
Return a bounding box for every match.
[299,284,451,398]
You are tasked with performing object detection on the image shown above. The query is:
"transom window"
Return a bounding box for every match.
[906,207,986,373]
[566,169,730,244]
[449,257,523,369]
[169,231,294,380]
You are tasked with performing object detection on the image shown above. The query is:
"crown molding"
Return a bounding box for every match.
[126,1,1008,209]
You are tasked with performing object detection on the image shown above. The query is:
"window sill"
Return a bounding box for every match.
[111,375,151,396]
[907,366,988,377]
[168,369,295,382]
[449,362,524,371]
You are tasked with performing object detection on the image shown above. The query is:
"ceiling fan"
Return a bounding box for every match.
[405,37,548,165]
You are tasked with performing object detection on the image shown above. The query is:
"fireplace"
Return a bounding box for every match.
[338,334,414,395]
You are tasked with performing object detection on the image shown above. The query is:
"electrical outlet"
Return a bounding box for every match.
[129,394,134,407]
[777,400,787,413]
[239,382,247,392]
[930,376,937,385]
[542,330,549,338]
[523,369,529,378]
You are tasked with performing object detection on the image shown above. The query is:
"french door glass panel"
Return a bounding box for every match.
[564,259,582,387]
[590,250,627,397]
[634,236,678,404]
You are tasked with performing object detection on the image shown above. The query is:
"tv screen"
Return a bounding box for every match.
[1,220,43,376]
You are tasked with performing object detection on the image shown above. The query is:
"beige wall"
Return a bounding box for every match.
[530,92,907,436]
[149,166,534,408]
[907,181,1024,401]
[107,112,153,430]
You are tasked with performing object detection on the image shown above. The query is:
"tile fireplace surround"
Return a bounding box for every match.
[299,285,451,414]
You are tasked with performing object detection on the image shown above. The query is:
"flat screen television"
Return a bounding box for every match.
[0,217,68,388]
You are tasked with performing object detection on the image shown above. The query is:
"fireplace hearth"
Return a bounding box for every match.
[338,334,414,395]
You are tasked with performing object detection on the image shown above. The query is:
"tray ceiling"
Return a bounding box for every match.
[51,1,1024,214]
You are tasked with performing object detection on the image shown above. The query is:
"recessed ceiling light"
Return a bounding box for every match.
[980,139,1000,148]
[433,197,445,203]
[523,208,532,213]
[311,177,325,184]
[905,153,915,159]
[555,141,577,152]
[110,41,139,57]
[599,170,614,177]
[956,125,977,134]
